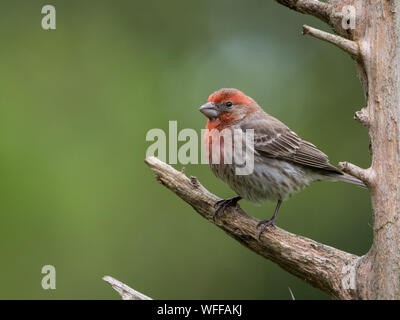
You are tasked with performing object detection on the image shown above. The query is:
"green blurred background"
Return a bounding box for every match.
[0,0,370,299]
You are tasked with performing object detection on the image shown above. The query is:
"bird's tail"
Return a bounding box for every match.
[323,172,366,188]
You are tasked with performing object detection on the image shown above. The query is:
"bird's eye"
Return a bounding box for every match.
[226,101,233,107]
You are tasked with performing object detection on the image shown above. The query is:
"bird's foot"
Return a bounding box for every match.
[257,218,276,239]
[213,196,241,220]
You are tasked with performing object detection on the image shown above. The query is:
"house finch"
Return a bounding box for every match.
[199,88,365,238]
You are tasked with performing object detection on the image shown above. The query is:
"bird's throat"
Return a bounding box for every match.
[206,119,223,130]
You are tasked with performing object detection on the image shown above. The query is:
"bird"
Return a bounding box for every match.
[198,88,365,238]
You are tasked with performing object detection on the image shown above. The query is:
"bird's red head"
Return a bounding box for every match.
[207,88,252,106]
[199,88,258,130]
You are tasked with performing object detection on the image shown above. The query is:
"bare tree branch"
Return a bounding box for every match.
[274,0,333,25]
[103,276,152,300]
[338,162,373,186]
[145,156,360,300]
[302,25,360,59]
[288,287,296,300]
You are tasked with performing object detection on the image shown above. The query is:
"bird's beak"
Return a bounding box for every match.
[199,102,219,119]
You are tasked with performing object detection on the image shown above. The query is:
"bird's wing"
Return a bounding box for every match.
[240,116,342,173]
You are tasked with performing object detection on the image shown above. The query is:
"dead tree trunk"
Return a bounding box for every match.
[105,0,400,300]
[345,0,400,300]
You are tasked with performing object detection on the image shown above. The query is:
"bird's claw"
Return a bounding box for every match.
[257,218,276,239]
[213,196,241,220]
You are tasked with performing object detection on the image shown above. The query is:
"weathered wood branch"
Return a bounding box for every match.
[338,162,374,186]
[145,156,360,300]
[274,0,333,25]
[103,276,152,300]
[302,25,360,59]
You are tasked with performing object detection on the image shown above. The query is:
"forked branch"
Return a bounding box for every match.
[145,156,360,299]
